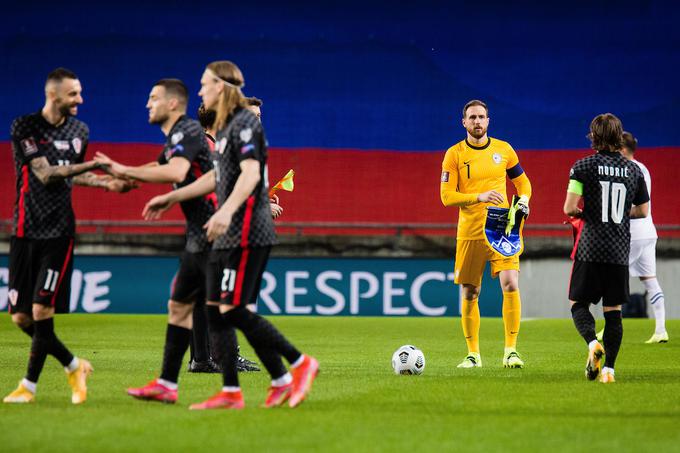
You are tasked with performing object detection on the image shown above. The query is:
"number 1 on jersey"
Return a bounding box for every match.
[600,181,626,224]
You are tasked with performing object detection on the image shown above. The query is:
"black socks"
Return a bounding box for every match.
[571,303,597,345]
[159,324,192,384]
[603,310,623,369]
[26,318,74,383]
[206,305,239,387]
[190,304,210,362]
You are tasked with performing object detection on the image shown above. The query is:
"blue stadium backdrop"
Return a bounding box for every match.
[1,1,679,150]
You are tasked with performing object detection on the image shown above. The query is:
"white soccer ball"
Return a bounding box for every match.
[391,345,426,375]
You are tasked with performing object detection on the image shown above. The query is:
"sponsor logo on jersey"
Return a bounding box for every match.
[8,289,18,306]
[54,140,70,150]
[21,137,38,155]
[240,143,255,154]
[492,153,502,164]
[72,138,82,154]
[441,171,449,183]
[239,128,253,143]
[171,131,184,145]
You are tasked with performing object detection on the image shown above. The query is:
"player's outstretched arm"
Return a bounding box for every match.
[143,169,216,220]
[204,159,260,242]
[72,172,137,192]
[95,152,189,184]
[29,156,99,185]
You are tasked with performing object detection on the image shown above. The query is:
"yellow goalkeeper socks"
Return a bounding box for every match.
[461,298,480,354]
[502,290,521,349]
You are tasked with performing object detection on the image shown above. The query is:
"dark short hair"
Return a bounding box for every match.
[463,99,488,118]
[622,131,637,153]
[197,102,216,129]
[46,67,78,84]
[245,96,263,107]
[588,113,623,153]
[154,78,188,104]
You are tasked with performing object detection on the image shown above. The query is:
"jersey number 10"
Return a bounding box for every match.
[599,181,627,224]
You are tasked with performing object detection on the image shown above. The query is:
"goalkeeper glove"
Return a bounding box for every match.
[516,195,530,217]
[506,195,530,235]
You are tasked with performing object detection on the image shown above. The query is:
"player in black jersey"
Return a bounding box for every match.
[144,61,318,409]
[193,102,262,374]
[4,68,134,405]
[93,79,224,401]
[564,113,649,384]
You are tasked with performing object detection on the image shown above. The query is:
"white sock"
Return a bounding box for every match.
[271,373,292,387]
[588,340,600,351]
[21,378,37,394]
[65,357,80,373]
[642,278,666,334]
[291,355,305,369]
[222,386,240,393]
[602,367,615,375]
[157,378,178,390]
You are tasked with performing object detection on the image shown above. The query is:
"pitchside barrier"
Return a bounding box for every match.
[0,255,504,317]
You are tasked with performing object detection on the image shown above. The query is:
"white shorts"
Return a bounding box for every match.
[629,238,657,277]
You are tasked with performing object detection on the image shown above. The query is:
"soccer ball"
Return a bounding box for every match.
[391,345,425,375]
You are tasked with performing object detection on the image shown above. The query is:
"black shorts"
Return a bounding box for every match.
[171,251,208,304]
[206,246,271,306]
[568,260,629,307]
[8,236,74,315]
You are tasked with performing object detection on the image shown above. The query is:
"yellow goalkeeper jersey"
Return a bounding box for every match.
[440,137,531,240]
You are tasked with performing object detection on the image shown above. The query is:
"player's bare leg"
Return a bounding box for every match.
[11,313,35,339]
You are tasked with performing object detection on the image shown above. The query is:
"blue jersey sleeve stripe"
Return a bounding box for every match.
[506,163,524,179]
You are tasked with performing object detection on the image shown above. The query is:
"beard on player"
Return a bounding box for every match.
[467,124,487,139]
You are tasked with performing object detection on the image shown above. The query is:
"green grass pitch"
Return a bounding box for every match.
[1,314,678,452]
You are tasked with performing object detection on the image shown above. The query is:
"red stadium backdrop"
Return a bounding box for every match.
[1,143,678,237]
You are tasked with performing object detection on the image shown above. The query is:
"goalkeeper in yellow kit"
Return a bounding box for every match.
[440,100,532,369]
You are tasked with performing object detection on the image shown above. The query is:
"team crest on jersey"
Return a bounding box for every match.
[217,137,228,154]
[441,171,449,182]
[492,153,502,164]
[72,138,82,154]
[165,144,184,160]
[21,137,38,155]
[171,132,184,145]
[239,128,253,143]
[54,140,70,151]
[8,289,18,306]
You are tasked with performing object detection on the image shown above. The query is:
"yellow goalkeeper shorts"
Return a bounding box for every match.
[454,239,519,287]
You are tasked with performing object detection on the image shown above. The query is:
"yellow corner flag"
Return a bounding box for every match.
[269,169,295,197]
